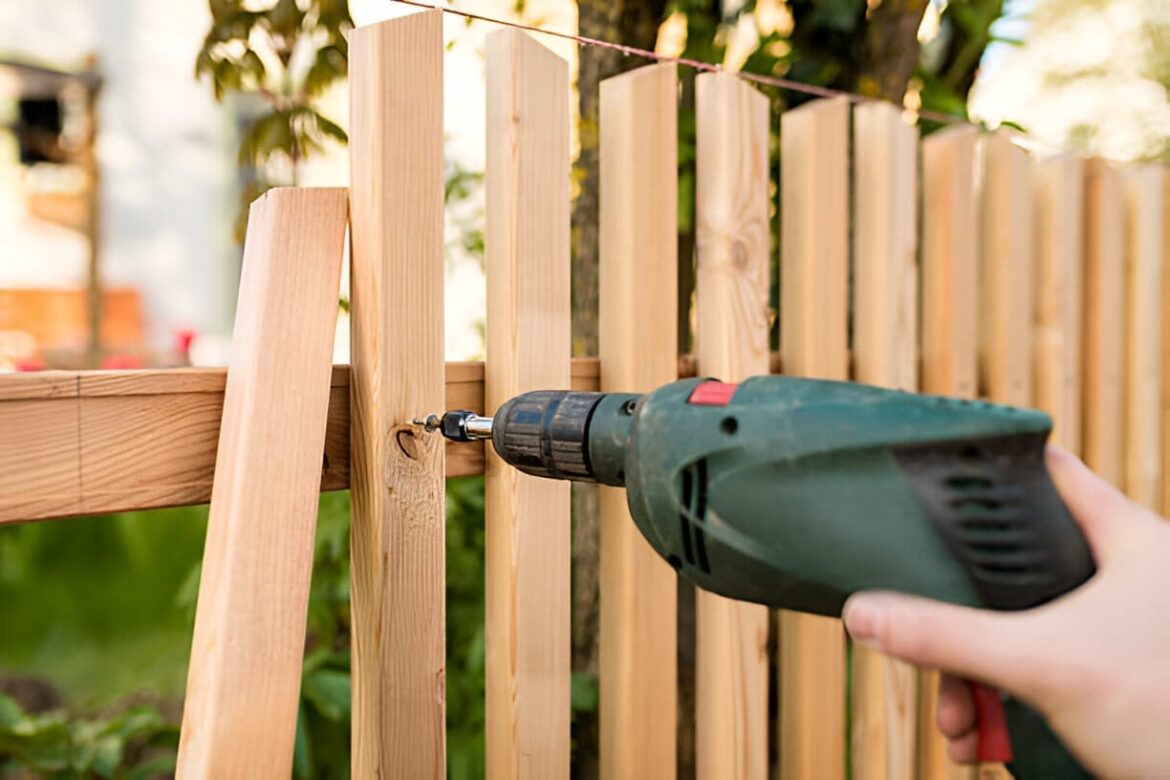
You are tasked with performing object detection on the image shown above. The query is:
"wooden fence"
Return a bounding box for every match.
[1,10,1169,778]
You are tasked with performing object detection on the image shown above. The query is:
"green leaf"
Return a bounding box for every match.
[293,702,313,779]
[570,671,598,713]
[313,110,348,145]
[0,694,23,729]
[302,669,351,722]
[123,754,178,780]
[268,0,305,36]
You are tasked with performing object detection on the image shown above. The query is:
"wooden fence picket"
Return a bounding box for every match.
[919,125,979,780]
[1033,154,1086,453]
[1082,158,1127,487]
[693,70,771,780]
[598,62,679,779]
[484,28,573,779]
[980,133,1035,408]
[777,95,849,780]
[347,12,447,777]
[851,101,919,780]
[1122,167,1165,508]
[176,188,347,779]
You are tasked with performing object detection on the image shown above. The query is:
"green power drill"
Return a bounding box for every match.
[419,375,1097,778]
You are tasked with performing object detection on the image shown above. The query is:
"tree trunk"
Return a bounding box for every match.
[861,0,931,100]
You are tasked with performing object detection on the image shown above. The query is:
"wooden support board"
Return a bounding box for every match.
[348,12,447,777]
[850,101,918,780]
[176,187,347,777]
[484,29,572,778]
[979,133,1035,408]
[692,70,771,780]
[777,96,849,780]
[1033,154,1086,453]
[977,133,1035,780]
[919,124,978,780]
[598,62,679,779]
[1082,159,1127,487]
[1122,166,1165,507]
[0,356,751,526]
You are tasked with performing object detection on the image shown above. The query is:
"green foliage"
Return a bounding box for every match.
[195,0,353,238]
[0,694,178,778]
[445,477,486,780]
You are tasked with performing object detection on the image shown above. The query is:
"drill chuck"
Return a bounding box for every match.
[427,390,637,485]
[489,390,603,481]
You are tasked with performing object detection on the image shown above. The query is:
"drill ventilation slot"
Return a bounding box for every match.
[677,460,711,573]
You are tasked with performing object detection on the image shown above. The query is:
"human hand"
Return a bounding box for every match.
[843,447,1170,777]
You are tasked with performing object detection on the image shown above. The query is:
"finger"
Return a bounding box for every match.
[843,591,1046,698]
[947,729,979,765]
[1046,446,1138,560]
[937,673,976,739]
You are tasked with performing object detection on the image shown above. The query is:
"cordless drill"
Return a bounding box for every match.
[419,375,1096,778]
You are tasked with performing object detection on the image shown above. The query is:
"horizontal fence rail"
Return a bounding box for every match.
[0,355,786,525]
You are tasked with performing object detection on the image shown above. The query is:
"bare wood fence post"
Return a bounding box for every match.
[598,62,679,779]
[348,11,447,777]
[851,101,919,780]
[919,125,979,780]
[485,28,572,779]
[1082,158,1126,487]
[777,96,849,780]
[1123,167,1164,507]
[177,188,347,778]
[1034,154,1085,453]
[692,70,771,780]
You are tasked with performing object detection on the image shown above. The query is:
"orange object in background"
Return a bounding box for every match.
[0,287,144,358]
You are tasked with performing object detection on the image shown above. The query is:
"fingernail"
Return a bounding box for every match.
[843,596,884,650]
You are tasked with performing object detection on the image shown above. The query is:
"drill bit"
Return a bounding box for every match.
[411,410,494,442]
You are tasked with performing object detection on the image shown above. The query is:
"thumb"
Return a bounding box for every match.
[843,590,1048,698]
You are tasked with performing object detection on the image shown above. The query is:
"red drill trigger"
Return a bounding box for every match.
[968,681,1013,763]
[688,380,739,406]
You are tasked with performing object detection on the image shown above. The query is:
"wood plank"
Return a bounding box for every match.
[850,101,918,780]
[484,29,572,779]
[176,187,347,777]
[976,132,1035,780]
[694,70,770,780]
[919,125,979,780]
[0,355,755,525]
[348,12,446,777]
[777,95,849,780]
[597,62,678,780]
[979,133,1034,407]
[1123,166,1165,507]
[1082,159,1127,487]
[1033,154,1086,453]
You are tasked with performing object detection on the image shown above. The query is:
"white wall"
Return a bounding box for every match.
[0,0,239,350]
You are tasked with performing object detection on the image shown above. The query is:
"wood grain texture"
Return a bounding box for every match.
[919,125,979,780]
[348,12,446,777]
[1033,154,1085,453]
[979,133,1034,407]
[1122,166,1164,507]
[484,29,572,779]
[1081,159,1127,487]
[850,101,918,780]
[176,187,347,778]
[597,63,678,780]
[694,70,770,780]
[777,96,849,780]
[0,356,740,526]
